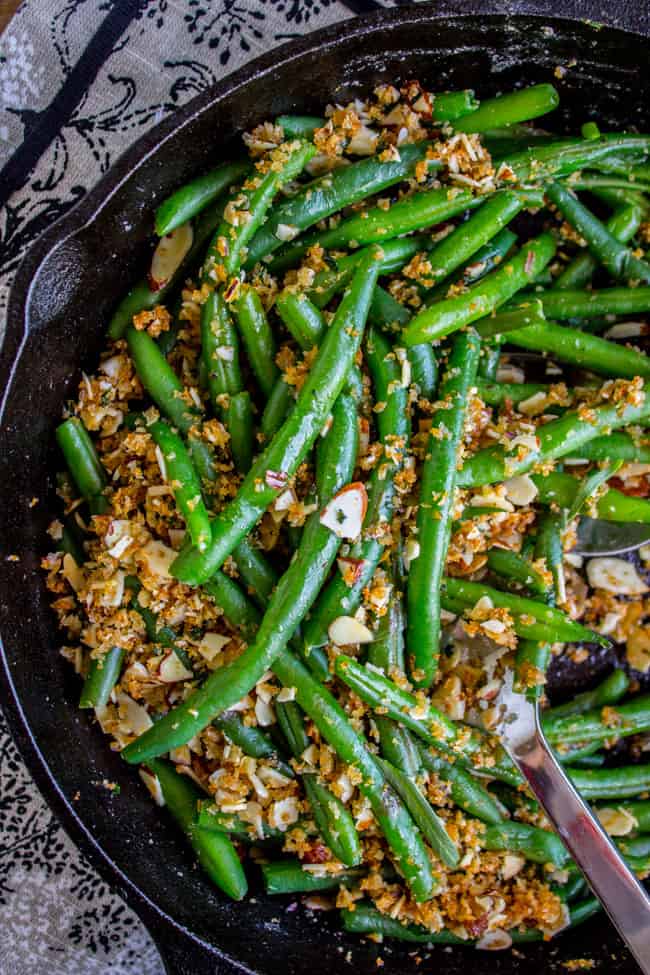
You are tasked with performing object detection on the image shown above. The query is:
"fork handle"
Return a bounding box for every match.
[516,720,650,972]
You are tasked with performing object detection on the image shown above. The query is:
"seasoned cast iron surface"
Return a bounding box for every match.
[1,5,649,973]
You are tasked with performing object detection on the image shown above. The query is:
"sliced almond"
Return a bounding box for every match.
[137,539,176,580]
[116,691,153,736]
[597,805,638,836]
[328,615,373,646]
[603,321,647,340]
[337,556,365,586]
[139,768,165,806]
[62,552,84,592]
[501,853,525,880]
[265,469,288,490]
[476,930,513,951]
[347,124,379,156]
[275,223,300,242]
[320,482,367,540]
[255,696,275,727]
[496,364,524,385]
[159,652,194,683]
[148,223,193,291]
[503,474,538,507]
[198,632,231,662]
[404,537,420,569]
[586,557,649,596]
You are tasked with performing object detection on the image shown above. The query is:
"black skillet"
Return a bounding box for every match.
[1,3,649,972]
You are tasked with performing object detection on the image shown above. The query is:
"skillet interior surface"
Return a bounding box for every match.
[1,5,648,973]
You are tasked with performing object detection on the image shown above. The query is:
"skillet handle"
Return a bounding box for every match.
[152,926,241,975]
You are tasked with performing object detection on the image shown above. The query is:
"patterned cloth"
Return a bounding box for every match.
[0,2,386,971]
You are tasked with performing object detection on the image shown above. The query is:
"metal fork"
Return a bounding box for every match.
[573,516,650,557]
[495,678,650,972]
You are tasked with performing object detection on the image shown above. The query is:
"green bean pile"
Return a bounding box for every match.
[46,79,650,949]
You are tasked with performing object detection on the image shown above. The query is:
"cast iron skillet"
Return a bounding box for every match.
[1,3,649,972]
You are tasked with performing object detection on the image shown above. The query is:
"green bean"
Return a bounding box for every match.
[598,800,650,834]
[56,417,109,515]
[568,764,650,800]
[149,419,211,551]
[334,654,519,784]
[365,287,438,399]
[261,860,363,895]
[270,186,482,274]
[617,835,650,860]
[534,471,650,523]
[171,252,379,585]
[196,801,286,843]
[440,577,607,646]
[122,391,358,762]
[500,134,650,184]
[483,821,569,867]
[79,648,125,709]
[478,346,501,381]
[275,698,362,867]
[418,191,525,286]
[302,775,363,867]
[570,753,606,769]
[458,394,650,488]
[276,114,323,139]
[402,233,556,346]
[534,286,650,321]
[244,142,436,268]
[272,650,438,901]
[572,432,650,463]
[367,581,421,776]
[514,640,551,700]
[377,758,459,868]
[546,181,650,285]
[434,89,480,121]
[341,897,601,942]
[553,199,645,290]
[203,140,315,280]
[301,327,409,661]
[455,84,559,133]
[475,299,546,338]
[226,391,254,474]
[534,509,564,606]
[202,572,261,644]
[481,124,555,156]
[476,379,547,405]
[275,700,309,756]
[145,758,247,900]
[417,745,504,824]
[212,711,293,777]
[261,377,294,440]
[125,327,200,434]
[155,160,249,236]
[234,286,278,397]
[408,330,480,686]
[504,318,650,379]
[543,695,650,748]
[108,282,164,342]
[276,292,324,351]
[486,547,550,597]
[201,290,243,405]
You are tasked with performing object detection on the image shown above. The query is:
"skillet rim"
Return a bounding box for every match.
[1,2,649,969]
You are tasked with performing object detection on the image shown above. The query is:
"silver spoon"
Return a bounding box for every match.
[573,516,650,557]
[495,678,650,972]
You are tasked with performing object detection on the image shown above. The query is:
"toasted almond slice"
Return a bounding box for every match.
[148,223,193,292]
[137,539,176,580]
[159,652,194,683]
[320,482,367,540]
[265,469,288,490]
[62,552,85,592]
[198,632,231,662]
[603,321,648,339]
[337,556,365,586]
[116,691,153,736]
[139,768,165,806]
[597,806,638,836]
[503,474,538,507]
[476,931,513,951]
[586,557,649,596]
[328,615,373,646]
